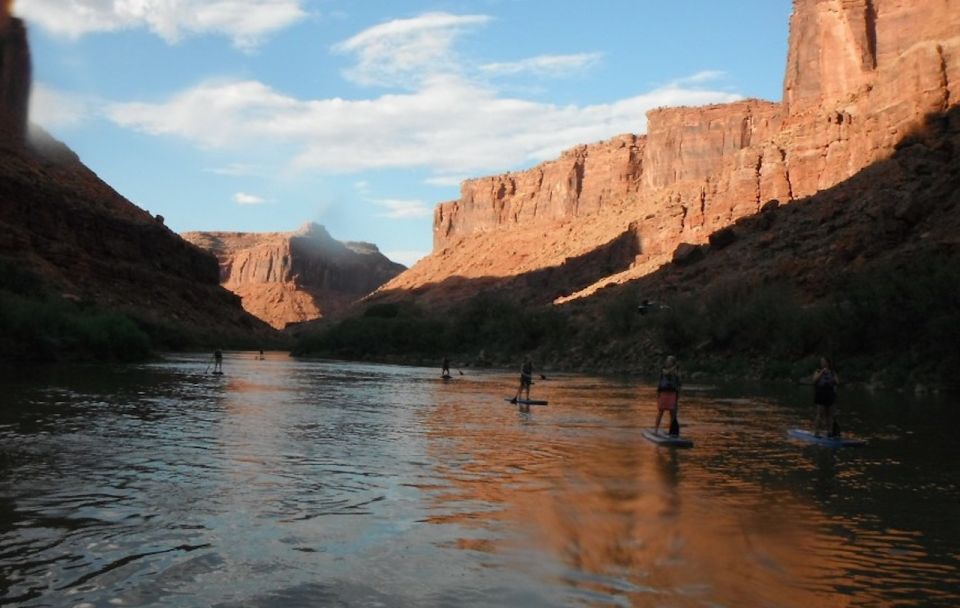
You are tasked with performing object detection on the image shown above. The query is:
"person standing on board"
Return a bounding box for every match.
[653,356,681,435]
[213,349,223,373]
[441,356,451,377]
[813,357,840,437]
[513,357,534,403]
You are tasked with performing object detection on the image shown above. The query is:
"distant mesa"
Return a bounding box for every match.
[182,223,406,329]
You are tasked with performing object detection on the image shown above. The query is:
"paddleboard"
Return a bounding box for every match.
[441,374,453,380]
[642,429,693,448]
[505,398,548,406]
[212,371,224,376]
[787,428,866,447]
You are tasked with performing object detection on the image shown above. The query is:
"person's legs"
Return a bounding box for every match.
[654,410,664,433]
[668,410,679,435]
[814,405,823,436]
[825,404,836,437]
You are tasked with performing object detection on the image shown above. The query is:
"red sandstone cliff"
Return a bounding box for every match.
[0,5,276,345]
[183,224,405,329]
[382,0,960,307]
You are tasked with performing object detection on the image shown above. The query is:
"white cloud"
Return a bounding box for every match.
[29,83,97,129]
[669,70,727,87]
[424,175,465,188]
[374,199,433,219]
[333,12,491,86]
[233,192,267,205]
[384,250,428,267]
[100,12,741,178]
[18,0,307,49]
[107,75,740,174]
[480,53,603,78]
[206,163,261,176]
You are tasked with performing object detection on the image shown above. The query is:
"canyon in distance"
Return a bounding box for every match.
[2,0,959,385]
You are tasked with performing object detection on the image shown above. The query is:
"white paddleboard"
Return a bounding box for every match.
[642,429,693,448]
[787,428,866,447]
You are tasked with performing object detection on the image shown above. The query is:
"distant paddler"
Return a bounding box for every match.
[812,356,840,437]
[441,356,451,378]
[511,356,534,404]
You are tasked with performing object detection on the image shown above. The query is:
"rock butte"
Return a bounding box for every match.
[183,224,405,329]
[379,0,960,307]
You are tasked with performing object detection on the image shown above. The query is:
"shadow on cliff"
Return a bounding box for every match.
[564,105,960,382]
[307,105,960,382]
[367,224,643,309]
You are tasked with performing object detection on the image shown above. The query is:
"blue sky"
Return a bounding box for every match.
[23,0,792,267]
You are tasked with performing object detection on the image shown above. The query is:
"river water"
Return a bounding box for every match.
[1,353,957,607]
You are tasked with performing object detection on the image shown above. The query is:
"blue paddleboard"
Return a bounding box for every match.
[642,429,693,448]
[787,428,866,447]
[505,398,548,406]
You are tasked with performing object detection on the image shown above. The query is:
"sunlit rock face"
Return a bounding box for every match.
[183,224,406,329]
[395,0,960,307]
[0,4,30,146]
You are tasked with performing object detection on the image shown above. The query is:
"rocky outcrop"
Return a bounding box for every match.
[1,4,275,346]
[0,126,278,343]
[0,5,30,145]
[183,224,405,329]
[392,0,960,307]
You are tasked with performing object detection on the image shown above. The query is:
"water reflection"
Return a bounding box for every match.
[0,357,957,607]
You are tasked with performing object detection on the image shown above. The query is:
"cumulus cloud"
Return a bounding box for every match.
[424,175,466,188]
[107,75,740,174]
[99,12,742,177]
[373,199,433,219]
[18,0,307,49]
[233,192,267,205]
[29,83,97,128]
[333,12,491,87]
[480,53,603,78]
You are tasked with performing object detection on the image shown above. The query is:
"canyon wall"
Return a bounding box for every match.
[0,4,276,344]
[413,0,960,306]
[0,6,30,144]
[183,224,405,329]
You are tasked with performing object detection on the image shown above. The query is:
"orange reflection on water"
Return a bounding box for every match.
[418,395,899,607]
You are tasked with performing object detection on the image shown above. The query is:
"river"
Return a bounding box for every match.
[1,353,958,607]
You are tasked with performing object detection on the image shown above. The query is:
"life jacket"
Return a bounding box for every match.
[815,369,837,389]
[658,369,679,392]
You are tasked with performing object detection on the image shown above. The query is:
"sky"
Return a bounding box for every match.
[22,0,793,268]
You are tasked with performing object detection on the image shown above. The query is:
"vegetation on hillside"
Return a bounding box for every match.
[292,293,567,365]
[293,249,960,387]
[0,258,278,363]
[587,250,960,385]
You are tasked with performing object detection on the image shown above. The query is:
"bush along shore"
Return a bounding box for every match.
[0,259,280,364]
[293,250,960,390]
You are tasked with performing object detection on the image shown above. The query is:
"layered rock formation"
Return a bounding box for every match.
[386,0,960,308]
[0,2,30,144]
[0,3,276,346]
[183,224,405,329]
